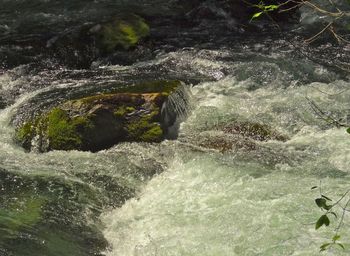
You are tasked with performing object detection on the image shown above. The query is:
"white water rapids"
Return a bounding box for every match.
[1,44,350,256]
[1,0,350,254]
[101,52,350,255]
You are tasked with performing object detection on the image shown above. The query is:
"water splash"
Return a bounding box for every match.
[161,82,193,139]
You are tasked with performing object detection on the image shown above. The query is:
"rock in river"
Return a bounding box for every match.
[47,14,150,68]
[15,80,191,152]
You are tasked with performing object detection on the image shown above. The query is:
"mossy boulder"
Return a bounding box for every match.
[46,14,150,67]
[15,80,190,152]
[92,14,150,53]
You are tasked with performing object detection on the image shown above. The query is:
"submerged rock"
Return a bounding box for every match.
[185,121,288,153]
[47,14,150,67]
[93,14,150,53]
[221,121,289,142]
[15,80,191,152]
[0,168,109,255]
[196,132,257,153]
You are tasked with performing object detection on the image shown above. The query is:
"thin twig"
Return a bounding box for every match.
[329,26,350,44]
[301,0,344,17]
[304,22,333,44]
[305,97,348,127]
[278,1,304,13]
[331,189,350,209]
[335,197,350,235]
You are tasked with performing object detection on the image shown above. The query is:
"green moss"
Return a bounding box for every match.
[67,81,181,105]
[15,109,94,151]
[75,94,113,105]
[126,108,163,142]
[98,15,150,52]
[139,125,163,142]
[75,93,140,106]
[15,121,34,149]
[114,106,135,118]
[126,80,181,94]
[126,106,136,112]
[46,108,92,150]
[15,79,181,152]
[16,122,32,141]
[119,23,138,45]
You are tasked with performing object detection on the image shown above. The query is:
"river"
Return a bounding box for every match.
[1,0,350,255]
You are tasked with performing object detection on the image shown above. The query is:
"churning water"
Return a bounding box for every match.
[101,53,350,255]
[1,0,350,255]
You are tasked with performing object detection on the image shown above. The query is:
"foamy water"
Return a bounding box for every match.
[102,58,350,255]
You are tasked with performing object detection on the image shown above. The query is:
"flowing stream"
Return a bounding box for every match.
[1,1,350,255]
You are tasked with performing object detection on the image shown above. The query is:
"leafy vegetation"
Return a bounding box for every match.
[250,2,279,21]
[311,184,350,252]
[251,0,350,44]
[251,1,350,252]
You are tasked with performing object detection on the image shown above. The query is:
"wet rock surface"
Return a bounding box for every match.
[15,80,190,152]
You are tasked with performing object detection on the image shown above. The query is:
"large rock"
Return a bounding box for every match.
[47,14,150,67]
[92,14,150,53]
[15,80,191,152]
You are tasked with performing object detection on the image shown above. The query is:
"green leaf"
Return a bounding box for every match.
[333,235,341,241]
[311,186,318,190]
[320,243,331,251]
[347,127,350,134]
[322,195,332,201]
[329,212,337,218]
[324,204,332,210]
[315,198,327,208]
[336,243,345,250]
[316,215,330,230]
[252,12,263,19]
[264,4,279,11]
[315,198,332,210]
